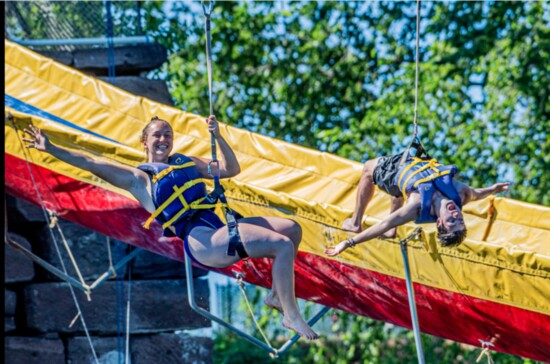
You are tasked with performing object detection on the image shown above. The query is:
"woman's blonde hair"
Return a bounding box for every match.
[140,116,171,143]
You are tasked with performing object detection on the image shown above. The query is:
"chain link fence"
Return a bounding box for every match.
[5,1,145,51]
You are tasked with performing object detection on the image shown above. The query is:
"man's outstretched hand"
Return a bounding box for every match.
[492,182,511,194]
[324,241,350,257]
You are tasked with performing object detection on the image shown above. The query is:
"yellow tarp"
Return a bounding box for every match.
[5,40,550,316]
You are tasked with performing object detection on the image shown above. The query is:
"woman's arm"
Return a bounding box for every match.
[325,202,419,256]
[23,125,150,206]
[191,115,241,179]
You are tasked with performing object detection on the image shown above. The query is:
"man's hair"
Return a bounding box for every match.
[437,225,467,247]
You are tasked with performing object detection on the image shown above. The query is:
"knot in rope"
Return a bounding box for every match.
[48,210,59,228]
[476,340,495,364]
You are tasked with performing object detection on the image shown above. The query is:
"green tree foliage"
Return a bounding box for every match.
[5,1,546,362]
[144,0,548,206]
[139,2,547,362]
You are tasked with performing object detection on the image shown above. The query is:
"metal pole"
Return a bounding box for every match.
[400,228,425,364]
[5,237,90,293]
[276,306,330,355]
[184,251,330,357]
[184,252,278,355]
[13,36,152,47]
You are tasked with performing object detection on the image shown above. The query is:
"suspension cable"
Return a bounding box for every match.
[125,259,133,364]
[399,0,426,167]
[201,0,218,176]
[412,0,421,139]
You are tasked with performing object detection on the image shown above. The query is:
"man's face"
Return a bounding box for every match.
[437,200,465,233]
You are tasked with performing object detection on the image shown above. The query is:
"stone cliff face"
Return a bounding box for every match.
[4,44,215,364]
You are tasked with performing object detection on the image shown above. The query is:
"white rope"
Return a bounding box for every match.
[7,113,99,364]
[476,340,495,364]
[50,211,91,301]
[235,275,273,349]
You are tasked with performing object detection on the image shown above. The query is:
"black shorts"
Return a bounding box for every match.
[372,153,403,198]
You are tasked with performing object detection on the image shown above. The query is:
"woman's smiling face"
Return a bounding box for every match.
[143,120,173,163]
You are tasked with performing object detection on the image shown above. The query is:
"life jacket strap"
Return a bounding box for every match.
[143,178,206,229]
[152,161,196,183]
[398,158,444,200]
[161,198,223,230]
[412,169,452,188]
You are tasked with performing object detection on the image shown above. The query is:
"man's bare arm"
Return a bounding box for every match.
[455,180,511,205]
[325,202,418,256]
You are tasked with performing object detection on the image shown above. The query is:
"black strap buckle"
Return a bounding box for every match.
[225,210,242,256]
[399,137,431,166]
[205,178,247,258]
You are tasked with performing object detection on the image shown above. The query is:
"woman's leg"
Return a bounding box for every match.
[187,222,318,340]
[237,216,302,255]
[236,216,302,313]
[342,157,380,232]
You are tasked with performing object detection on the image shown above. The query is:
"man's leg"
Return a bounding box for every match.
[342,157,380,232]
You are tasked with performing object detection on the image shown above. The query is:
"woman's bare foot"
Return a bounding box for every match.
[264,294,284,315]
[282,316,319,340]
[342,218,362,233]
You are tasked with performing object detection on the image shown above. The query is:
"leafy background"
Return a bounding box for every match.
[145,1,549,207]
[6,1,548,362]
[141,2,546,362]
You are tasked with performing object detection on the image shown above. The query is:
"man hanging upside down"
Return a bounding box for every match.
[325,152,510,256]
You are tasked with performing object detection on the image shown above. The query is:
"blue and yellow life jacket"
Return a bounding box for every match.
[394,157,462,224]
[138,153,219,231]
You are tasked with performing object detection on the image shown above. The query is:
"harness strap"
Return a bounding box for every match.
[398,137,432,167]
[207,176,247,257]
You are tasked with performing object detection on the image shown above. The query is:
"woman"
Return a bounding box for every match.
[23,115,318,340]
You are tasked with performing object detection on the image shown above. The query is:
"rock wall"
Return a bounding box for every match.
[5,194,214,364]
